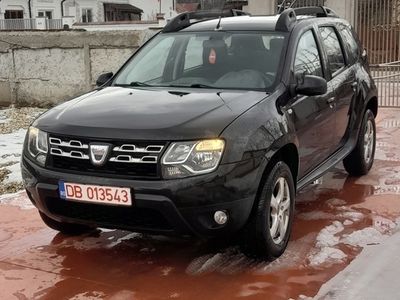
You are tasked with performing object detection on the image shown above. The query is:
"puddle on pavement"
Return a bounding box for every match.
[0,110,400,300]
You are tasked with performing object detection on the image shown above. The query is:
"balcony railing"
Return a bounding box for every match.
[0,19,36,30]
[46,19,63,30]
[0,18,63,30]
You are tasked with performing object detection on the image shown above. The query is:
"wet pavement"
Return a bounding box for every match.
[0,108,400,300]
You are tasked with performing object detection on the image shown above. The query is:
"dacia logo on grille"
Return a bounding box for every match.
[89,144,110,166]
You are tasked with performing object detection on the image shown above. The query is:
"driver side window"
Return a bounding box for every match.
[295,30,323,77]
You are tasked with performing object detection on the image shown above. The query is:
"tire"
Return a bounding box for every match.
[241,161,295,260]
[343,109,376,176]
[39,212,94,235]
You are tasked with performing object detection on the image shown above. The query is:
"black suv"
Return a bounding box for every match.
[22,7,377,259]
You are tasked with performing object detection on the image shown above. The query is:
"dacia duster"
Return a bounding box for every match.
[22,6,378,259]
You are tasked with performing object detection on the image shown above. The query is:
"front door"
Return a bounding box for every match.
[289,30,336,177]
[318,26,355,149]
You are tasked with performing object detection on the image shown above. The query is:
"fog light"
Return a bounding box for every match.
[214,211,228,225]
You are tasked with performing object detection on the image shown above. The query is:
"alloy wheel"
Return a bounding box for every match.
[269,177,291,244]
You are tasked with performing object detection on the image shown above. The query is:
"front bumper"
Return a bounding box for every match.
[22,156,263,237]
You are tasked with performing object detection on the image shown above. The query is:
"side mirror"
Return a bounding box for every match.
[296,74,327,96]
[96,72,113,87]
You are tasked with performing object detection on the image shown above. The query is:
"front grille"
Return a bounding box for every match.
[47,134,166,179]
[46,198,172,230]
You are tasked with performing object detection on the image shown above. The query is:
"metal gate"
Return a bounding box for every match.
[279,0,400,107]
[354,0,400,107]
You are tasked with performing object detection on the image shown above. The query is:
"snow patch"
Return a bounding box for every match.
[308,221,347,266]
[0,129,26,158]
[339,211,365,222]
[341,227,388,247]
[326,198,347,207]
[0,191,34,210]
[2,162,21,184]
[373,216,397,233]
[316,221,344,248]
[343,220,354,226]
[308,247,347,267]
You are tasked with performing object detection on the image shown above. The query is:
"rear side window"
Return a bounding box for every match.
[319,27,345,75]
[294,30,323,77]
[338,24,360,63]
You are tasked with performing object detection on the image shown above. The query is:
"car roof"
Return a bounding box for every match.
[180,15,281,32]
[163,7,351,34]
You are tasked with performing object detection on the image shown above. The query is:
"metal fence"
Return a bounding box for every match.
[354,0,400,107]
[0,18,63,30]
[283,0,400,107]
[290,0,325,8]
[0,19,36,30]
[46,19,63,30]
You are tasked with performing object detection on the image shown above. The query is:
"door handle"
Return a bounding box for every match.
[352,82,358,91]
[327,97,335,108]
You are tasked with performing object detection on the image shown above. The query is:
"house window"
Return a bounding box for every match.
[82,9,93,23]
[5,10,24,19]
[38,11,53,19]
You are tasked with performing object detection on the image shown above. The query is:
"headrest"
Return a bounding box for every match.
[202,39,228,66]
[230,34,266,52]
[270,38,284,50]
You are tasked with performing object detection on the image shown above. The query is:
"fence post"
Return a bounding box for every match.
[83,43,92,91]
[10,48,19,106]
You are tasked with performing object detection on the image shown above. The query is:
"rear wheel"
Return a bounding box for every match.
[343,109,376,176]
[39,212,94,235]
[241,161,295,260]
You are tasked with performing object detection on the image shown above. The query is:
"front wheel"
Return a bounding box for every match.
[241,161,295,260]
[343,109,376,176]
[39,212,94,235]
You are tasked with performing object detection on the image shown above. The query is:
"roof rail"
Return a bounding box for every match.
[162,9,250,33]
[275,6,339,32]
[294,6,339,18]
[275,8,297,32]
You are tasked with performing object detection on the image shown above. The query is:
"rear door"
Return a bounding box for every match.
[318,26,356,149]
[289,29,336,177]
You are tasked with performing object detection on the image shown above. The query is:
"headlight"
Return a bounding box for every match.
[162,139,225,179]
[27,127,48,166]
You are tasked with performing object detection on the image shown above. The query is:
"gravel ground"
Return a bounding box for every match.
[0,107,44,134]
[0,107,46,195]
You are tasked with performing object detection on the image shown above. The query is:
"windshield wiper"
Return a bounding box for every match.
[129,81,153,87]
[189,83,218,89]
[113,81,153,87]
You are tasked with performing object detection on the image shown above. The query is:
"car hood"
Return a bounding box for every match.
[35,87,268,140]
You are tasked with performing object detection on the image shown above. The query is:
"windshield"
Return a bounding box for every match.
[113,31,287,91]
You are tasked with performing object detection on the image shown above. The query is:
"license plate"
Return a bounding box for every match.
[59,181,132,206]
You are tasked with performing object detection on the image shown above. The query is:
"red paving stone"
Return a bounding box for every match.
[0,108,399,300]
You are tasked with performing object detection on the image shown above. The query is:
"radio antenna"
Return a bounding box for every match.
[278,0,299,13]
[215,0,227,30]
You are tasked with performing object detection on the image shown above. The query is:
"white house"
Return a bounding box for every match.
[0,0,176,27]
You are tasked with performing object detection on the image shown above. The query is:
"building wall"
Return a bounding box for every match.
[0,0,30,19]
[0,0,176,22]
[32,0,62,19]
[243,0,276,15]
[243,0,356,25]
[0,29,157,107]
[67,0,176,22]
